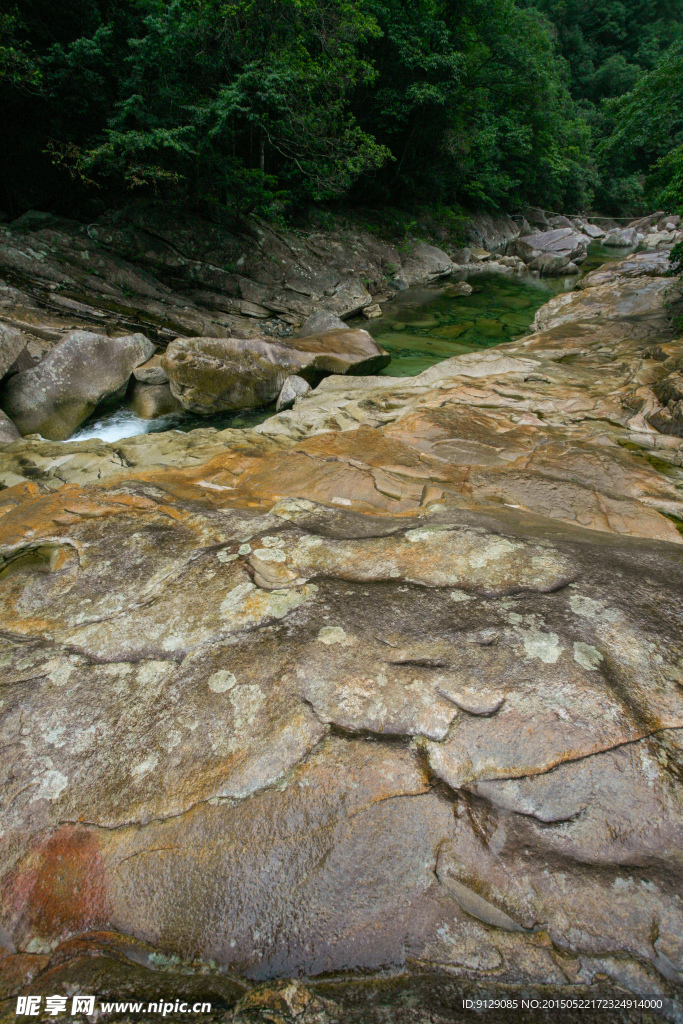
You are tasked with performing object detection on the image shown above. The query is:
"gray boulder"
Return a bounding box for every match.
[523,206,550,228]
[628,212,664,233]
[0,330,154,440]
[451,247,471,265]
[548,214,574,228]
[393,244,454,288]
[604,227,639,247]
[529,253,580,276]
[0,409,20,443]
[581,222,606,239]
[276,374,312,412]
[297,312,347,337]
[507,227,588,274]
[0,324,27,381]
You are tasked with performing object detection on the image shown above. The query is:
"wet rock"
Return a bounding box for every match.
[443,281,473,296]
[133,354,168,385]
[529,252,579,276]
[0,325,26,380]
[393,244,454,288]
[0,330,154,440]
[129,381,183,419]
[163,336,309,413]
[647,367,683,436]
[276,375,311,412]
[0,410,19,443]
[361,303,382,319]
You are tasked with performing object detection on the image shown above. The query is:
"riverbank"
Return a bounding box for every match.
[1,207,680,446]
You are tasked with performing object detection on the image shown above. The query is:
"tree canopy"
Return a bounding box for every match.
[1,0,681,221]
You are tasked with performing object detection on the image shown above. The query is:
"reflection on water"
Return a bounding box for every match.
[70,401,274,443]
[365,243,625,377]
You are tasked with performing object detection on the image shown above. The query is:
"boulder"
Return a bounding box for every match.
[133,354,168,385]
[603,227,639,247]
[581,222,606,239]
[163,336,309,414]
[451,247,471,265]
[548,214,574,228]
[522,206,550,228]
[647,369,683,437]
[0,409,20,443]
[442,280,474,296]
[0,331,154,440]
[0,324,27,381]
[393,244,454,288]
[361,303,382,319]
[628,212,664,233]
[276,374,312,412]
[163,330,390,414]
[529,253,579,276]
[507,228,588,271]
[297,312,347,337]
[464,214,521,251]
[129,381,183,419]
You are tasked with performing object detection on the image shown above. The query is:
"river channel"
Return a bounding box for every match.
[70,243,623,443]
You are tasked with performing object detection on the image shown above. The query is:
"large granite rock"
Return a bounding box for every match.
[0,331,154,440]
[604,227,640,247]
[507,228,589,274]
[393,244,454,288]
[296,311,347,337]
[163,330,389,414]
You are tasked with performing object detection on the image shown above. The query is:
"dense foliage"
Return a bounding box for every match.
[1,0,681,222]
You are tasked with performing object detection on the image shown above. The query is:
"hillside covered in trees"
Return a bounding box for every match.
[1,0,682,223]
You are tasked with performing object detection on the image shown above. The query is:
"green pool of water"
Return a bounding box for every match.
[364,242,624,377]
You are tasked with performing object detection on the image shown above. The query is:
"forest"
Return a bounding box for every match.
[1,0,682,224]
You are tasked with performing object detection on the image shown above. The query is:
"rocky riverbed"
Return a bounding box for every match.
[1,211,683,1022]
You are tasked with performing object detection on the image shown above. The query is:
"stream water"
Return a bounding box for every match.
[70,242,624,443]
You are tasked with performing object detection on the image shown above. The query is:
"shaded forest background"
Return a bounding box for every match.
[1,0,682,223]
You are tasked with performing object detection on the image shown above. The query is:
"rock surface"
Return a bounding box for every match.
[0,325,26,380]
[276,375,311,412]
[507,228,589,275]
[0,330,154,440]
[0,410,19,443]
[0,247,682,1015]
[393,244,455,288]
[129,381,183,419]
[162,330,389,414]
